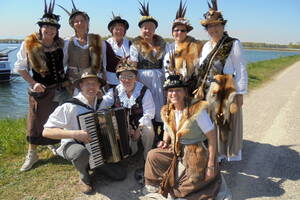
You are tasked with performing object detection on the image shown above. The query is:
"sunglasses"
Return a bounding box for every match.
[173,29,187,33]
[119,74,136,80]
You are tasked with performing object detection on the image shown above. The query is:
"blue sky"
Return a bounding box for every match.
[1,0,299,44]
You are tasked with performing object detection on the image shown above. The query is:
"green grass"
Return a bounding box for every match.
[248,54,300,89]
[1,54,300,199]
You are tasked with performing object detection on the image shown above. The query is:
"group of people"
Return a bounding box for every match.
[15,0,248,199]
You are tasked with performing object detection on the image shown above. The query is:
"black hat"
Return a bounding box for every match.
[74,68,106,87]
[172,0,193,32]
[138,1,158,28]
[163,74,188,90]
[37,0,61,29]
[108,14,129,32]
[58,0,90,28]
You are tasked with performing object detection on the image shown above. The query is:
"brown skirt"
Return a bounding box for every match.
[27,87,60,145]
[144,148,221,199]
[218,107,243,158]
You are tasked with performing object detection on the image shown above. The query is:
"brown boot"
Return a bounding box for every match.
[78,180,93,194]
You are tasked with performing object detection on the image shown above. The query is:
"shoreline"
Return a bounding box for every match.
[245,47,300,52]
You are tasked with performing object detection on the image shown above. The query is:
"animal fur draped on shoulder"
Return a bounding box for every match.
[161,99,208,142]
[132,34,166,63]
[24,33,64,74]
[172,36,203,80]
[87,33,102,72]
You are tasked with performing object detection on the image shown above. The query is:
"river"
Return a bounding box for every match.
[0,43,300,119]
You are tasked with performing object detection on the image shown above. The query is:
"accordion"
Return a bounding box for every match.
[77,107,130,169]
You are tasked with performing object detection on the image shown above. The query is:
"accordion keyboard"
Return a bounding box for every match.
[78,112,105,169]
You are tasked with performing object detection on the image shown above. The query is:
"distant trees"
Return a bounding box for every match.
[242,42,300,49]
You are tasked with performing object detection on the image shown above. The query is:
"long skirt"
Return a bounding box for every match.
[144,148,221,199]
[218,107,243,160]
[27,88,60,145]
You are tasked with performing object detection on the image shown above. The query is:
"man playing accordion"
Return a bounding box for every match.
[100,59,155,182]
[43,68,126,194]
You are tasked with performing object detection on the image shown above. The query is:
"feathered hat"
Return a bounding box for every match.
[57,0,90,27]
[138,1,158,28]
[37,0,60,29]
[172,0,193,32]
[200,0,227,27]
[163,74,188,90]
[74,68,106,87]
[107,13,129,33]
[116,58,138,78]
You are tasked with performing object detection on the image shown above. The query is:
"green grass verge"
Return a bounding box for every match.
[1,54,300,199]
[248,54,300,89]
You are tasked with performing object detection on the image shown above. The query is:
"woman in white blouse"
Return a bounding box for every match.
[198,0,248,162]
[106,15,131,86]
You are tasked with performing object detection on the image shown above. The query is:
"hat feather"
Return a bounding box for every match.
[139,1,150,16]
[176,0,187,19]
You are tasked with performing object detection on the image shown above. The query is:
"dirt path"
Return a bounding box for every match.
[74,61,300,200]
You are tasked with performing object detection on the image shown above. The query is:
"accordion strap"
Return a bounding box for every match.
[64,98,102,111]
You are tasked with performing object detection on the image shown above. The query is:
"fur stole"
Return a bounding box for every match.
[206,74,237,142]
[132,34,166,63]
[24,33,64,74]
[173,36,203,81]
[161,99,209,183]
[161,99,208,154]
[87,34,102,72]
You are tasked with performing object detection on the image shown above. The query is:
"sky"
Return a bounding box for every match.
[1,0,300,44]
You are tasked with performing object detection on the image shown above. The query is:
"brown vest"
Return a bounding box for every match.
[67,37,90,69]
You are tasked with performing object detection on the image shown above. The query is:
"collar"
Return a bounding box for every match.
[116,81,144,108]
[73,36,89,49]
[74,92,98,110]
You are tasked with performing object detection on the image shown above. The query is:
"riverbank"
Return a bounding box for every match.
[245,47,300,52]
[1,55,300,200]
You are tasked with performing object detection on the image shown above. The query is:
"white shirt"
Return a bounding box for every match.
[106,37,131,58]
[44,92,99,157]
[100,81,155,127]
[199,40,248,94]
[14,42,29,72]
[106,37,131,85]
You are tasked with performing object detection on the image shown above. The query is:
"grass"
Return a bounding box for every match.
[1,54,300,199]
[247,54,300,89]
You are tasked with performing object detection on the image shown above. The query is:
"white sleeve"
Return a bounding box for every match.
[196,109,214,134]
[44,104,74,130]
[130,44,139,62]
[198,42,210,66]
[14,41,29,73]
[139,89,155,127]
[99,88,115,110]
[231,40,248,94]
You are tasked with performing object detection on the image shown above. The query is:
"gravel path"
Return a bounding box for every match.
[75,61,300,200]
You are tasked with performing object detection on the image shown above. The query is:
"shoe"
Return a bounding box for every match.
[142,184,159,195]
[20,150,39,172]
[134,168,144,180]
[78,180,93,194]
[47,145,57,156]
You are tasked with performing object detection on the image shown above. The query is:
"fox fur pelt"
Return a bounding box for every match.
[24,33,64,74]
[206,74,237,142]
[132,34,166,63]
[161,99,208,182]
[169,36,203,81]
[87,34,102,72]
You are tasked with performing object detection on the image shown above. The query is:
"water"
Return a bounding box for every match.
[0,43,300,119]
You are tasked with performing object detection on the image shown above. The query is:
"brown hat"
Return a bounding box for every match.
[116,59,138,78]
[200,0,227,27]
[57,0,90,28]
[37,0,61,29]
[138,1,158,28]
[74,68,106,87]
[172,0,193,32]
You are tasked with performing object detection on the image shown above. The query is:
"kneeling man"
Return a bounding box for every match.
[43,68,126,194]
